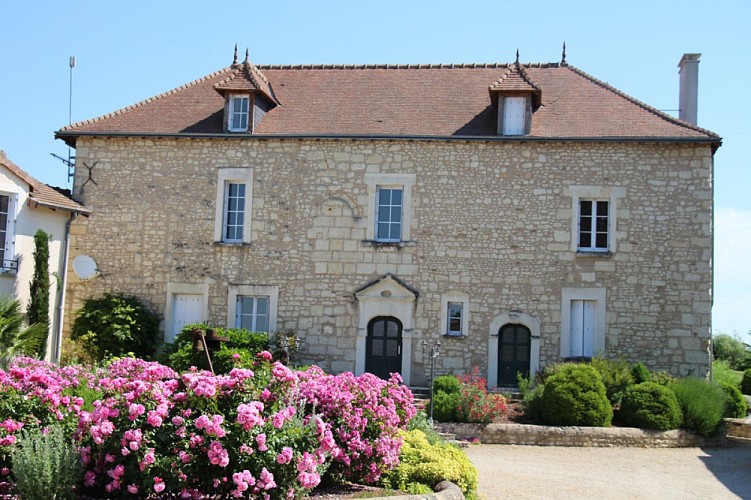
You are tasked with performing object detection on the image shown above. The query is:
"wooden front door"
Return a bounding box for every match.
[498,324,531,386]
[366,316,402,379]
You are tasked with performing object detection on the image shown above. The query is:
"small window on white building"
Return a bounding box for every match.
[502,96,526,136]
[569,299,596,358]
[228,95,250,132]
[236,296,269,332]
[447,302,463,336]
[578,199,609,251]
[0,194,15,270]
[376,187,403,242]
[223,182,246,242]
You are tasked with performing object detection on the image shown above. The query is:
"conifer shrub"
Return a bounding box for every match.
[631,362,652,384]
[618,382,682,431]
[432,391,459,422]
[381,429,478,497]
[590,356,634,406]
[540,364,613,427]
[432,374,461,395]
[742,369,751,395]
[670,377,726,436]
[719,381,748,418]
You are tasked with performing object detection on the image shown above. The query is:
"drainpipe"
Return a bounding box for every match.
[53,212,77,364]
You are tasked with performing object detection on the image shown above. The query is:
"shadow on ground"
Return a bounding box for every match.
[699,440,751,499]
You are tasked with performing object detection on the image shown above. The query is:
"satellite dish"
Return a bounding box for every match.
[72,255,99,280]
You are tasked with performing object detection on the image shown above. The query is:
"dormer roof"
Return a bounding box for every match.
[489,62,542,108]
[213,49,279,105]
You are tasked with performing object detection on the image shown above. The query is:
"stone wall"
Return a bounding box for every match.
[64,137,713,383]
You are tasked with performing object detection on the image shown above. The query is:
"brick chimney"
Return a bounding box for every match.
[678,53,701,125]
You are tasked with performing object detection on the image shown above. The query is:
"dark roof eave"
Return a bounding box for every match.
[55,130,722,151]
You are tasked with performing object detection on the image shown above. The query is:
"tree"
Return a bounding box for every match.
[713,333,751,371]
[0,297,47,368]
[27,229,50,358]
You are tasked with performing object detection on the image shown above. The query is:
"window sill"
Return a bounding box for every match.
[576,250,612,258]
[361,240,417,249]
[214,241,253,248]
[442,333,466,339]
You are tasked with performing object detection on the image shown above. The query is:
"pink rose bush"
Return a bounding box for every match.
[0,354,416,498]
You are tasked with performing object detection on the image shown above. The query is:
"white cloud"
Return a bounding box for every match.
[713,207,751,335]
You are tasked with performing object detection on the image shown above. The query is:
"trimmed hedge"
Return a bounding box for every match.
[540,364,613,427]
[433,374,461,395]
[432,391,459,423]
[720,381,748,418]
[618,382,683,431]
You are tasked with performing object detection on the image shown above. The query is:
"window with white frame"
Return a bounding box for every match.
[502,96,526,136]
[376,187,403,242]
[364,173,415,244]
[214,168,253,244]
[440,291,469,337]
[223,182,246,242]
[560,287,606,360]
[567,186,625,254]
[236,295,269,332]
[578,199,609,251]
[228,95,250,132]
[0,194,15,270]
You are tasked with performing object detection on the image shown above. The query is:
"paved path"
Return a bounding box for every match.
[464,442,751,499]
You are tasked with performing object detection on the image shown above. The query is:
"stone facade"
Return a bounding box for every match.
[64,135,713,384]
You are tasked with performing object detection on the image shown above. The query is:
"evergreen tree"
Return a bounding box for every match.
[28,229,50,357]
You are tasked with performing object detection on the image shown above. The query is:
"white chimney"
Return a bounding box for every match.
[678,53,701,125]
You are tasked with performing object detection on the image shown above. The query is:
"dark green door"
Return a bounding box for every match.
[498,324,531,386]
[366,316,402,379]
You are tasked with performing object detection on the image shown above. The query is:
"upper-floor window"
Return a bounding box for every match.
[376,187,403,242]
[502,96,526,135]
[228,95,250,132]
[223,182,246,242]
[214,168,253,244]
[578,199,609,252]
[447,302,463,336]
[236,295,269,332]
[0,195,9,266]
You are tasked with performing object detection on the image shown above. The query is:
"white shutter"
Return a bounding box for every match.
[170,295,203,342]
[503,97,526,136]
[570,300,584,357]
[582,300,596,357]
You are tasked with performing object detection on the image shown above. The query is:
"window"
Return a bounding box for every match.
[578,199,609,251]
[447,302,463,336]
[569,300,596,357]
[364,173,416,244]
[214,168,253,244]
[567,186,625,254]
[440,291,469,337]
[502,96,526,135]
[228,95,250,132]
[236,296,269,332]
[560,287,606,360]
[376,187,403,242]
[227,285,279,334]
[0,195,9,267]
[223,182,245,242]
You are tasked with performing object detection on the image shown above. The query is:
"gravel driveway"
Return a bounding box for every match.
[465,442,751,499]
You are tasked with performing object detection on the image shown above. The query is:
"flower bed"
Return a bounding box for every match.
[0,355,416,499]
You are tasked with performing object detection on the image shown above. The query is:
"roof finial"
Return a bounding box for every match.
[515,48,520,64]
[244,48,249,64]
[561,42,567,65]
[233,44,238,65]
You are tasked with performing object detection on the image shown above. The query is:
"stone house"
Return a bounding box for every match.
[56,51,719,386]
[0,150,89,362]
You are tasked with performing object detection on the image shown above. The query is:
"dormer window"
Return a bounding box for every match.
[502,96,527,136]
[228,95,250,132]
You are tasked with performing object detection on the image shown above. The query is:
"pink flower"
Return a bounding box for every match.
[154,477,165,493]
[276,446,294,464]
[0,467,9,476]
[298,471,321,489]
[127,484,139,494]
[257,350,273,361]
[257,467,277,490]
[256,433,268,452]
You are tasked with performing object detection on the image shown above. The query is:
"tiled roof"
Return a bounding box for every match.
[488,63,540,93]
[57,61,720,143]
[0,151,90,215]
[214,59,278,104]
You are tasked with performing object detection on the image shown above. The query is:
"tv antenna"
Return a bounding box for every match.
[50,56,77,184]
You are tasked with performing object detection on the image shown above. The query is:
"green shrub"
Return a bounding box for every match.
[516,371,533,399]
[618,382,682,431]
[540,364,613,427]
[10,424,80,500]
[631,362,651,384]
[535,362,565,385]
[432,391,459,422]
[713,334,751,371]
[719,382,748,418]
[161,323,269,373]
[742,369,751,395]
[433,374,461,395]
[406,411,443,445]
[522,384,545,422]
[670,378,726,436]
[713,359,742,388]
[650,370,676,387]
[381,429,478,496]
[71,293,159,361]
[590,356,634,406]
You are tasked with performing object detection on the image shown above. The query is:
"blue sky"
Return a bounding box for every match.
[1,0,749,336]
